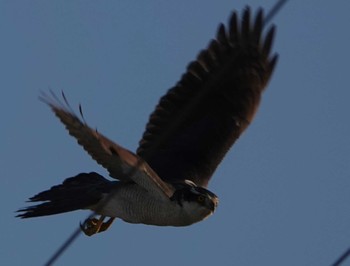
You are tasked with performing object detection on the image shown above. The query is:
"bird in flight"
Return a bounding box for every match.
[17,7,277,236]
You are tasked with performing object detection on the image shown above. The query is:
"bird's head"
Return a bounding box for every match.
[170,181,219,222]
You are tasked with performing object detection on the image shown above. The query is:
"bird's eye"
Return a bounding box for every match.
[197,195,205,203]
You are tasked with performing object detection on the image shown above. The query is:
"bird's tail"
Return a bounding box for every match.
[16,172,113,218]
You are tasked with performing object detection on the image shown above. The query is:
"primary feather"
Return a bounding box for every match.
[137,8,277,187]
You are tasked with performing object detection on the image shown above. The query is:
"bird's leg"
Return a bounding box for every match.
[80,215,116,236]
[80,215,106,236]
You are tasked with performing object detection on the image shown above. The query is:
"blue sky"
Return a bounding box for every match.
[1,1,350,265]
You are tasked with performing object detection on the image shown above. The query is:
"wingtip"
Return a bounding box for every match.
[269,54,279,73]
[262,25,276,57]
[216,23,228,47]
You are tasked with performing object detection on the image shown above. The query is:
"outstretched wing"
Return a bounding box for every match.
[137,8,278,187]
[40,92,174,200]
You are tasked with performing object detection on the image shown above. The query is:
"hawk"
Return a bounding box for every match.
[17,7,277,236]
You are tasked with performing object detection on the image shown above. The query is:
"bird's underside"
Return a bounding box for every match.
[17,7,277,236]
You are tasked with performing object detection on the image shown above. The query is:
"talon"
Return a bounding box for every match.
[98,217,115,233]
[80,216,104,236]
[80,216,115,236]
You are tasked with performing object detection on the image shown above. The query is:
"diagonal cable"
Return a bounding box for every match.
[331,247,350,266]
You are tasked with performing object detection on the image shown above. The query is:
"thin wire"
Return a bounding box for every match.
[44,228,81,266]
[331,247,350,266]
[43,1,288,265]
[264,0,288,26]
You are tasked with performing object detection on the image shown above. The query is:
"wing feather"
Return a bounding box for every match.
[40,92,174,199]
[137,8,278,187]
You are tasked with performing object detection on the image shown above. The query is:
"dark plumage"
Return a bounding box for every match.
[17,172,115,218]
[137,8,277,187]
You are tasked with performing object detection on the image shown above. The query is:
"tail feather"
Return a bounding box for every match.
[17,172,114,218]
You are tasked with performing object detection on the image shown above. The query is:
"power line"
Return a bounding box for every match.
[264,0,288,26]
[331,247,350,266]
[43,1,288,265]
[44,227,81,266]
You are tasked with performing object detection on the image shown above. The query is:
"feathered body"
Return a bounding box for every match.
[17,8,277,234]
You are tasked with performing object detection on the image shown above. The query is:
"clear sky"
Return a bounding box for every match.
[1,1,350,266]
